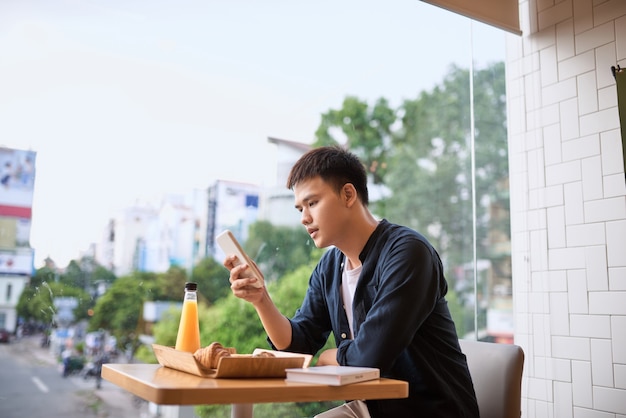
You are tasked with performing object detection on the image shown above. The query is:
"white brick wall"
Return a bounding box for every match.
[508,0,626,416]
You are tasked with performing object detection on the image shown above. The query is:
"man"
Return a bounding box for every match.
[226,146,479,417]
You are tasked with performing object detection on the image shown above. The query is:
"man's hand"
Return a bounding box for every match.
[316,348,339,366]
[225,256,265,304]
[223,255,293,349]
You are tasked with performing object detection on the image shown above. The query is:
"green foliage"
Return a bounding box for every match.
[135,343,158,364]
[306,62,511,342]
[245,221,322,283]
[126,271,160,300]
[312,63,509,315]
[16,279,91,325]
[59,256,115,292]
[314,96,395,184]
[154,265,188,301]
[271,263,315,318]
[196,401,343,418]
[152,305,181,347]
[16,282,56,324]
[18,257,117,325]
[29,266,59,287]
[200,296,268,353]
[61,260,86,289]
[271,263,338,360]
[444,287,468,338]
[387,63,509,274]
[87,275,149,350]
[191,257,231,304]
[206,262,321,352]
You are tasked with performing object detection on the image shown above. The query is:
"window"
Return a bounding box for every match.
[4,1,511,416]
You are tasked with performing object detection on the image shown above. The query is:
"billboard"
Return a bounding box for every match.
[0,249,34,276]
[0,147,36,219]
[0,217,31,248]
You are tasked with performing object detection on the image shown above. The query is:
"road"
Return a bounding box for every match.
[0,334,149,418]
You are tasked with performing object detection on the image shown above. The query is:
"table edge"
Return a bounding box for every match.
[102,363,409,405]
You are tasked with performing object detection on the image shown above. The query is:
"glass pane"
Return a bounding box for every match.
[1,1,511,416]
[470,23,511,344]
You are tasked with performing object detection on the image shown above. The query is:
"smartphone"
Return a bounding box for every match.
[216,230,264,288]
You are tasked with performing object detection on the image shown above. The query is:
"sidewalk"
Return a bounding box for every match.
[20,334,150,418]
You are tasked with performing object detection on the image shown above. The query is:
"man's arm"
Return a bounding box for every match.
[227,259,293,350]
[252,290,292,350]
[316,348,339,366]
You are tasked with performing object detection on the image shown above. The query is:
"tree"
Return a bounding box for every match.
[88,274,153,353]
[28,266,59,287]
[387,63,509,268]
[16,279,90,325]
[58,256,116,300]
[191,257,231,305]
[314,96,395,184]
[310,63,509,334]
[154,265,188,302]
[311,63,508,268]
[244,221,323,283]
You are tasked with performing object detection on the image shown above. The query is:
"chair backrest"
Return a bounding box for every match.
[459,339,524,418]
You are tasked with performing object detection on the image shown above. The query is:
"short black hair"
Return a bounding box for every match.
[286,146,369,205]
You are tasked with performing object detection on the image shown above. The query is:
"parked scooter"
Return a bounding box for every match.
[62,356,85,377]
[81,351,110,388]
[61,346,85,377]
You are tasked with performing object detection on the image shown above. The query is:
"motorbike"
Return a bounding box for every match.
[80,352,109,388]
[62,355,85,377]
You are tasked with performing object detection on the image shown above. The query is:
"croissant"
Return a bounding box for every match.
[193,342,236,369]
[253,351,276,358]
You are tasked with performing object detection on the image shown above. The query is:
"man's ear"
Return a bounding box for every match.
[342,183,358,207]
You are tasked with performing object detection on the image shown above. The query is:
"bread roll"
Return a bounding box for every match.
[253,351,276,358]
[193,342,236,369]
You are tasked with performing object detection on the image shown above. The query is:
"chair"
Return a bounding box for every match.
[459,339,524,418]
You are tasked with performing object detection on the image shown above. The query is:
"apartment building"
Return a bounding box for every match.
[0,147,36,333]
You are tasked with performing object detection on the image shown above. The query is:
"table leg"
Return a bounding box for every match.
[231,403,253,418]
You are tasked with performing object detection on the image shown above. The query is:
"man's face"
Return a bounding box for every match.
[293,176,347,249]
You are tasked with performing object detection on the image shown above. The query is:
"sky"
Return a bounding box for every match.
[0,0,506,268]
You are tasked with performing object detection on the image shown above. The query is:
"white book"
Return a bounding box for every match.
[285,365,380,386]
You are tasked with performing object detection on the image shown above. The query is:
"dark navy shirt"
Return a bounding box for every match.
[271,219,479,417]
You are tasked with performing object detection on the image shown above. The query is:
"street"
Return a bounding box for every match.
[0,334,148,418]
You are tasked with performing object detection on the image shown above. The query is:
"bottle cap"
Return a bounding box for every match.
[185,282,198,291]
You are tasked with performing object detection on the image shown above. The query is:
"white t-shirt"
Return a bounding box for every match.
[341,261,362,339]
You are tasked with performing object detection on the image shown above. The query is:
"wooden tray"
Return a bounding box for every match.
[152,344,311,378]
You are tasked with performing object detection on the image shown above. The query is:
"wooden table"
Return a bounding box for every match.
[103,363,408,418]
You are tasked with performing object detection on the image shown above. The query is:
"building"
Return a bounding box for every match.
[206,179,261,260]
[141,193,206,274]
[0,147,36,333]
[259,137,311,228]
[95,139,309,275]
[99,190,207,276]
[102,203,157,277]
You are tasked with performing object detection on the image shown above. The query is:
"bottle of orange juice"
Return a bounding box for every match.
[175,282,200,353]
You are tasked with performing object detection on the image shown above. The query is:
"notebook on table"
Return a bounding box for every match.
[285,365,380,386]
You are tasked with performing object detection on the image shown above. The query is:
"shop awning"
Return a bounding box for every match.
[421,0,522,35]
